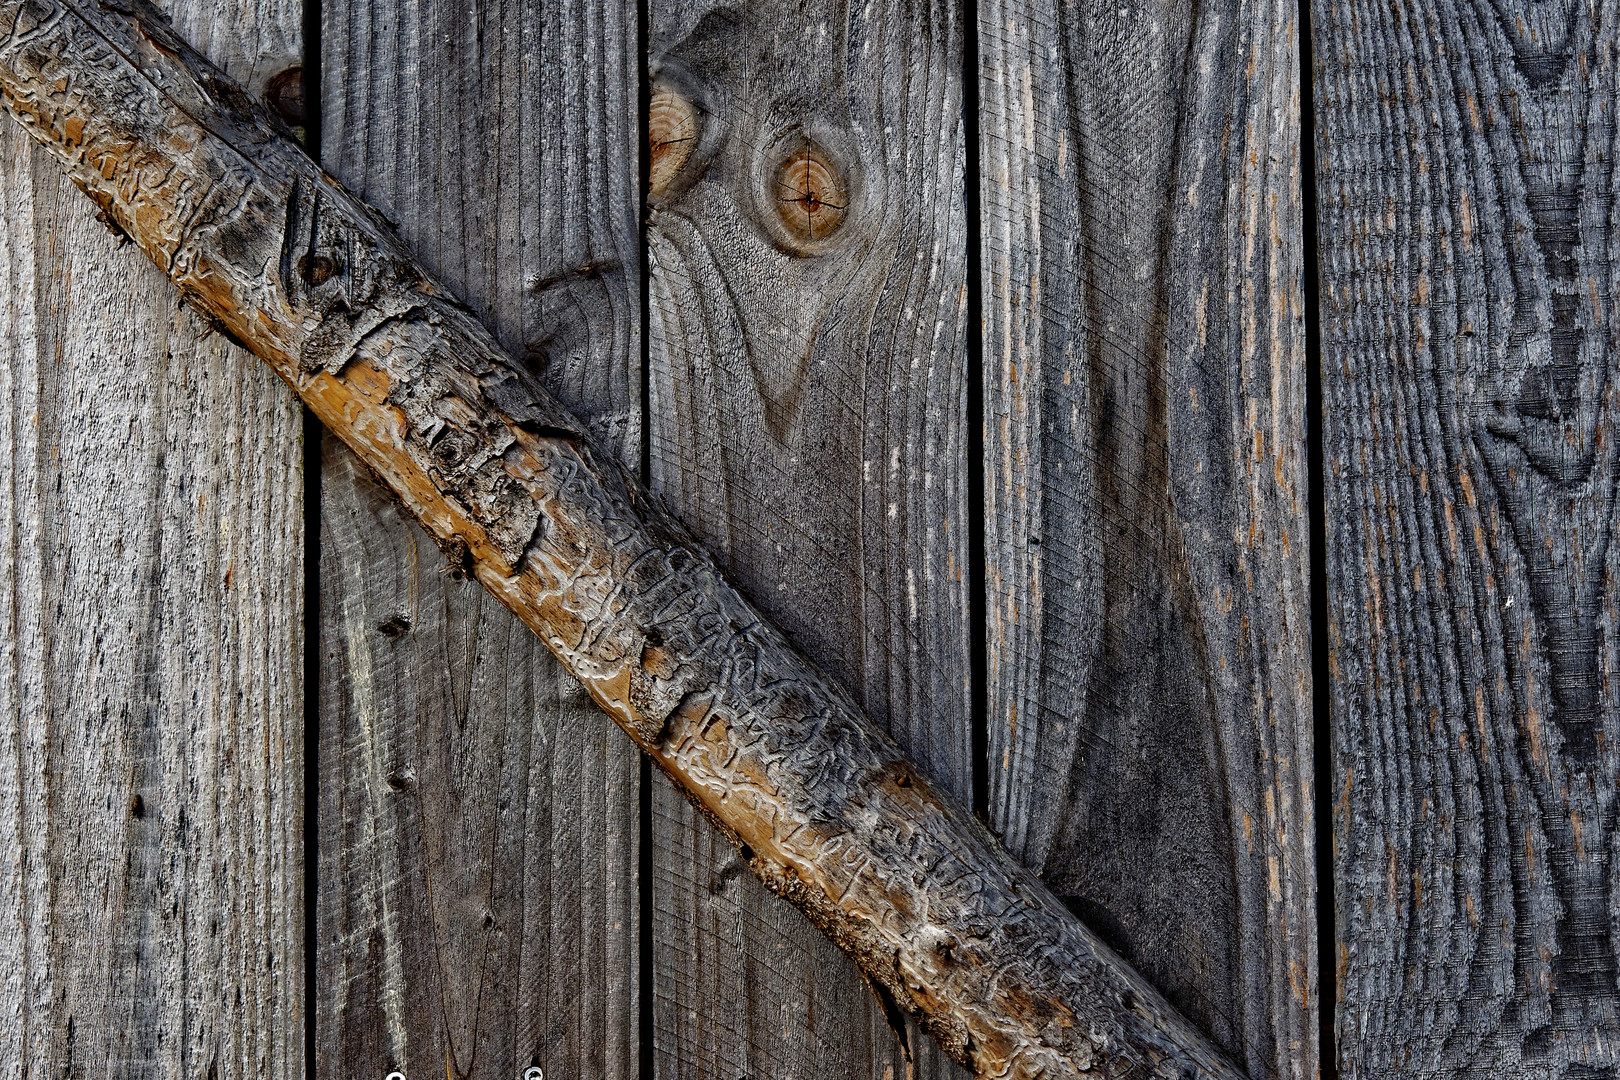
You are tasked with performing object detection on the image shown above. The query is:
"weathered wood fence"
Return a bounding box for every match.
[0,0,1614,1077]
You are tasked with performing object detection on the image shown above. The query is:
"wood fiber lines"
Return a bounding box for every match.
[316,0,643,1076]
[0,1,305,1076]
[980,1,1315,1078]
[0,2,1243,1075]
[1315,0,1620,1076]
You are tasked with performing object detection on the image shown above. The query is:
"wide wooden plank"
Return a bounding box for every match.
[979,1,1316,1077]
[1315,0,1620,1075]
[645,0,972,1076]
[313,0,642,1076]
[0,2,304,1076]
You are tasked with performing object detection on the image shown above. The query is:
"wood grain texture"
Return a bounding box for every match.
[645,1,972,1076]
[313,0,642,1076]
[0,3,1249,1073]
[0,2,304,1076]
[979,0,1316,1077]
[1315,0,1620,1075]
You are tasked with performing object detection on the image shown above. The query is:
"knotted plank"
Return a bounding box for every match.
[645,1,972,1076]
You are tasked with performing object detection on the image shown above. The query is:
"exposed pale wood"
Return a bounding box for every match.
[312,1,642,1077]
[0,3,1246,1074]
[979,1,1315,1077]
[0,1,303,1076]
[645,1,972,1076]
[1314,0,1620,1075]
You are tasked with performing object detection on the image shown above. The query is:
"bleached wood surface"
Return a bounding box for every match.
[0,1,304,1077]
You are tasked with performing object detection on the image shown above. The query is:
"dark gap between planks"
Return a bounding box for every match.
[1298,0,1336,1074]
[638,0,656,1071]
[299,0,322,1071]
[963,0,990,832]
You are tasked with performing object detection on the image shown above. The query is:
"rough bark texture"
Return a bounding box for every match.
[0,1,1244,1077]
[645,0,972,1075]
[0,2,304,1078]
[979,0,1316,1078]
[312,0,642,1076]
[1315,0,1620,1075]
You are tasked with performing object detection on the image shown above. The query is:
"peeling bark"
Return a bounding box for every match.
[0,3,1247,1076]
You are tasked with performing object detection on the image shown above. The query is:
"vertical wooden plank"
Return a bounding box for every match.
[645,1,972,1076]
[313,1,642,1078]
[0,3,305,1077]
[1315,0,1620,1075]
[979,1,1316,1078]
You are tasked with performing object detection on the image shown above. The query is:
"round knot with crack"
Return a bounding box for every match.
[648,83,699,199]
[773,140,847,242]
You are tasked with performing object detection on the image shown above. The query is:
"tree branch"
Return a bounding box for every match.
[0,2,1246,1076]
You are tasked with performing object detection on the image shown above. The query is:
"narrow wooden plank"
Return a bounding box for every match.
[1315,0,1620,1075]
[979,1,1316,1078]
[0,2,304,1076]
[313,0,642,1077]
[645,1,972,1076]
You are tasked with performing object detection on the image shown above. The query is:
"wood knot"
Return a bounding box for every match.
[266,67,305,127]
[648,82,699,199]
[297,252,340,286]
[773,139,847,242]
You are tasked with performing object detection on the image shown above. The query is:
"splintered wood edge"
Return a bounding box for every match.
[0,3,1248,1078]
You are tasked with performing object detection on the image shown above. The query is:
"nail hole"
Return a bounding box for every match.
[376,614,411,638]
[648,84,699,199]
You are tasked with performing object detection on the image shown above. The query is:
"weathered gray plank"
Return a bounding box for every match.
[0,2,304,1076]
[979,1,1316,1078]
[314,0,642,1076]
[646,1,972,1076]
[1315,0,1620,1074]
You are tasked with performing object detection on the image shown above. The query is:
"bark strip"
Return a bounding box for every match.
[0,3,1246,1076]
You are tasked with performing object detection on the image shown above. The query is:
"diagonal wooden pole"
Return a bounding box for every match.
[0,2,1248,1076]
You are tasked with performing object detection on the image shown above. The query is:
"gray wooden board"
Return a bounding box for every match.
[0,2,305,1076]
[313,0,642,1076]
[1314,0,1620,1075]
[979,0,1316,1077]
[645,0,973,1076]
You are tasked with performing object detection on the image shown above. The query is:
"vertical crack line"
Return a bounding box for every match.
[962,0,989,826]
[638,756,654,1080]
[636,0,655,1075]
[1297,0,1336,1075]
[638,0,653,492]
[299,0,322,1073]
